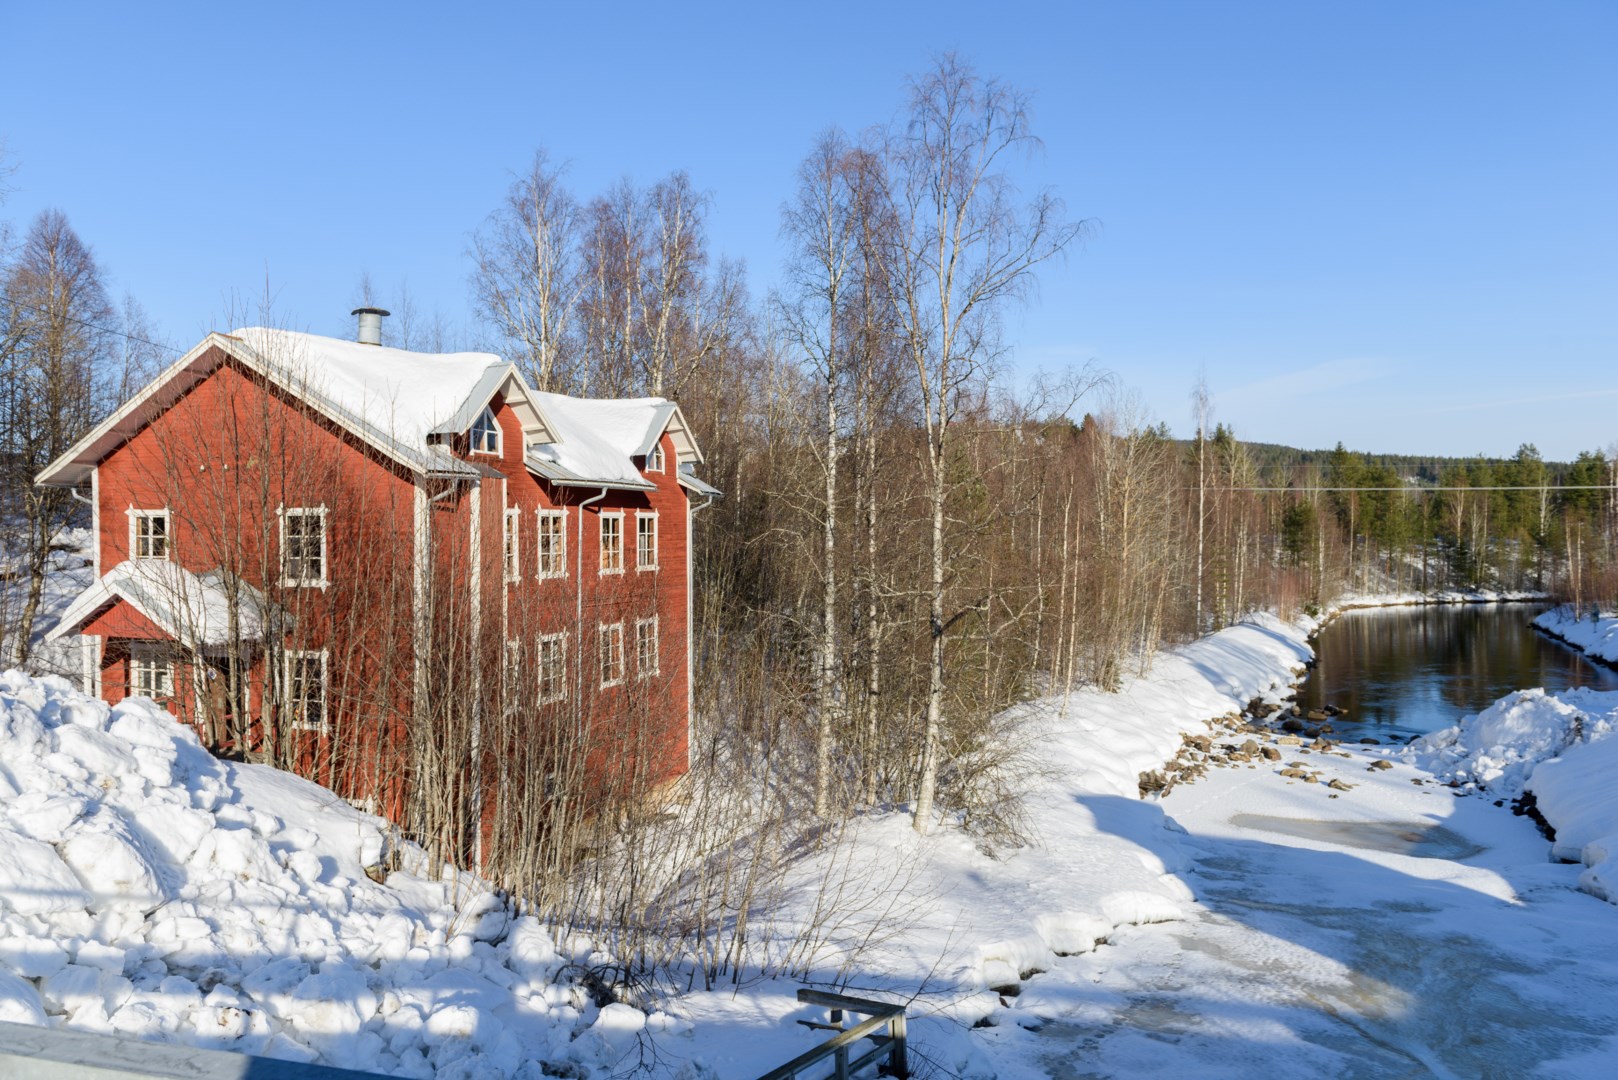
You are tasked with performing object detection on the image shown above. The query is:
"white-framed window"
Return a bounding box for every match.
[599,512,624,575]
[538,632,567,703]
[130,642,173,699]
[635,616,660,678]
[599,621,625,687]
[504,507,521,583]
[646,444,665,473]
[536,509,567,578]
[285,649,328,733]
[470,405,501,456]
[636,512,659,571]
[130,509,170,560]
[279,507,328,588]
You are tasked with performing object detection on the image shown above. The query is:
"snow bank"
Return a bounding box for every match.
[0,670,632,1077]
[1328,587,1548,615]
[1534,605,1618,665]
[1531,737,1618,902]
[1409,685,1618,905]
[1408,688,1605,796]
[756,616,1312,991]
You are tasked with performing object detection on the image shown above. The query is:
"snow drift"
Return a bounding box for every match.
[0,670,661,1078]
[1410,685,1618,905]
[1534,605,1618,665]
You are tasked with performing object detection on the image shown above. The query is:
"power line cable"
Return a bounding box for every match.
[0,294,179,356]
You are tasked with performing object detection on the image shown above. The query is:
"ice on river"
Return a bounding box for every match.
[978,724,1618,1079]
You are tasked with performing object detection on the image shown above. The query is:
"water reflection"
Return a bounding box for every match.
[1296,602,1618,740]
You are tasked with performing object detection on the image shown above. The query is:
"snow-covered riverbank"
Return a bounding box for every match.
[1409,686,1618,905]
[5,597,1616,1078]
[0,616,1321,1078]
[1534,605,1618,666]
[944,604,1618,1079]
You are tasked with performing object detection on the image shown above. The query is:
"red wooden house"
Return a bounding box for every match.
[38,311,718,854]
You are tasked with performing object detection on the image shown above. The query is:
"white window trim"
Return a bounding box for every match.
[636,511,659,572]
[284,648,330,734]
[278,506,329,589]
[599,511,625,576]
[646,444,665,473]
[129,641,174,699]
[538,631,568,704]
[599,621,625,688]
[470,404,502,456]
[635,616,660,679]
[504,507,521,584]
[128,507,171,561]
[536,508,567,579]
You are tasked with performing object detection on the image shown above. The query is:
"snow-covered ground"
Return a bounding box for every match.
[0,615,1320,1078]
[974,740,1618,1079]
[0,672,677,1078]
[1328,586,1549,613]
[1534,605,1618,665]
[5,598,1618,1078]
[1410,685,1618,905]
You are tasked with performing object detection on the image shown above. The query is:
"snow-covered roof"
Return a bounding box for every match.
[525,393,675,490]
[231,328,512,454]
[678,464,723,498]
[36,328,708,493]
[46,561,288,650]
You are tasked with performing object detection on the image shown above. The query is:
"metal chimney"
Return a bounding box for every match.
[351,307,390,346]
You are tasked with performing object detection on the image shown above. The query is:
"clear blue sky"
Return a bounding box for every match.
[4,1,1613,460]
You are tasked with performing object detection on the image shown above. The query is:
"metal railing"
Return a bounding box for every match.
[756,988,909,1080]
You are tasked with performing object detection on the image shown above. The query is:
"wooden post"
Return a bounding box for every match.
[831,1009,847,1080]
[889,1012,908,1079]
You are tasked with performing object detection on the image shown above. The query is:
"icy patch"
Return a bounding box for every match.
[1230,814,1485,860]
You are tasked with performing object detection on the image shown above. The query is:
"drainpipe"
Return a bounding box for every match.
[685,493,713,775]
[576,488,609,705]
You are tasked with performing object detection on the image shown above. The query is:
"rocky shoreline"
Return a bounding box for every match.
[1138,693,1409,799]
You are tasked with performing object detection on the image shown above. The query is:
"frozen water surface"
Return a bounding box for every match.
[1009,774,1618,1080]
[1227,814,1485,860]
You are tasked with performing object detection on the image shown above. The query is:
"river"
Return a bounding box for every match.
[1012,602,1618,1079]
[1295,601,1618,742]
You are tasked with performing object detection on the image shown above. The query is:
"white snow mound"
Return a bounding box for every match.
[1410,684,1618,905]
[0,670,617,1076]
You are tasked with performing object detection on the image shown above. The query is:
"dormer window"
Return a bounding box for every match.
[470,406,501,456]
[645,444,665,473]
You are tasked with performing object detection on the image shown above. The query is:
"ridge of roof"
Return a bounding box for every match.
[36,327,710,492]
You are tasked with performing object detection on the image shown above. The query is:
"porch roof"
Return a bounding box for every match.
[47,561,288,650]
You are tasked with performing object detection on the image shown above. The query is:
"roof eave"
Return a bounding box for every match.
[677,473,724,499]
[34,334,227,488]
[35,331,467,488]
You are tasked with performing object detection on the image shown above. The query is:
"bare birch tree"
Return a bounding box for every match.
[1190,374,1210,635]
[884,55,1085,832]
[781,130,864,816]
[0,210,117,665]
[470,150,580,391]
